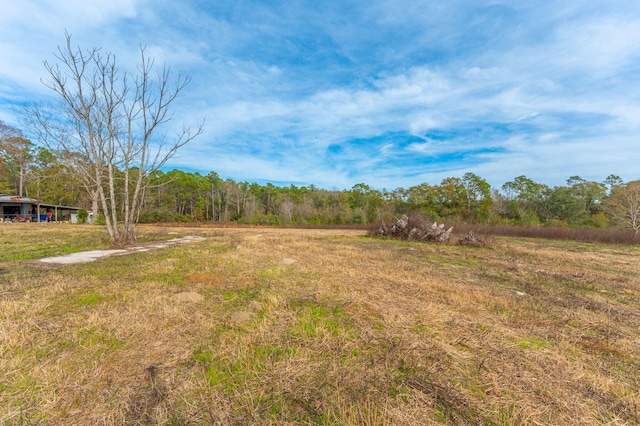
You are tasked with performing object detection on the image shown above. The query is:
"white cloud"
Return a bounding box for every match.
[2,0,640,189]
[552,18,640,77]
[0,0,140,29]
[0,0,148,97]
[267,65,282,76]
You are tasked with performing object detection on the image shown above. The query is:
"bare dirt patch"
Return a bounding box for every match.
[172,292,205,303]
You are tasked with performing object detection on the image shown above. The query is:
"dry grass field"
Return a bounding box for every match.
[1,223,639,425]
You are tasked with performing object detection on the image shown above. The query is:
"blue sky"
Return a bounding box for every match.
[1,1,639,190]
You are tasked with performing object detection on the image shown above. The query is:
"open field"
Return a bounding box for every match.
[1,223,639,425]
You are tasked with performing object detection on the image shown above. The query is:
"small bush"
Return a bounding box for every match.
[94,213,106,225]
[77,209,88,224]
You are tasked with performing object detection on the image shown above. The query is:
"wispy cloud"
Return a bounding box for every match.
[1,0,639,189]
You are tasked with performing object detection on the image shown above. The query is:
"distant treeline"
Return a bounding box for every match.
[1,140,638,231]
[133,171,637,232]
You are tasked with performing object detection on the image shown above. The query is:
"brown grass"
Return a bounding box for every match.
[452,223,640,245]
[368,219,640,245]
[1,224,639,424]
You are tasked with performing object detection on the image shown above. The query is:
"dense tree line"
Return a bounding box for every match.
[2,120,639,231]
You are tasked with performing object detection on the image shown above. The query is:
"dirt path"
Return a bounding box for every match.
[39,236,206,264]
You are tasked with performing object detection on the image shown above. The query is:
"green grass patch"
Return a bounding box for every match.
[76,327,121,349]
[256,266,287,283]
[428,253,482,268]
[515,336,548,350]
[192,348,214,363]
[221,286,260,303]
[288,300,352,340]
[75,293,105,306]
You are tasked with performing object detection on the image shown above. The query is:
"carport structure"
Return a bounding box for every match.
[0,193,82,222]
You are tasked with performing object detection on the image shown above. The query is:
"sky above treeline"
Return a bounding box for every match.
[1,1,639,190]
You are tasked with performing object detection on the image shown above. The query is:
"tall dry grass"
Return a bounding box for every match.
[454,223,640,245]
[369,218,640,245]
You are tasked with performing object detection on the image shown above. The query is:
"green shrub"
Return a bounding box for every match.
[77,209,88,224]
[94,213,106,225]
[584,212,609,228]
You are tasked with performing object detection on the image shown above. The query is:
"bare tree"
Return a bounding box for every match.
[28,33,203,244]
[605,180,640,234]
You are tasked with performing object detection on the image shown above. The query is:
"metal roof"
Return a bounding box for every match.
[39,203,81,210]
[0,194,80,210]
[0,195,41,203]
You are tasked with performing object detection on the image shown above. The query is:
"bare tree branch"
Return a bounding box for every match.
[25,33,204,244]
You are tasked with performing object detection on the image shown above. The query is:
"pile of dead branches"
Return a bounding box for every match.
[456,230,486,247]
[376,214,453,243]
